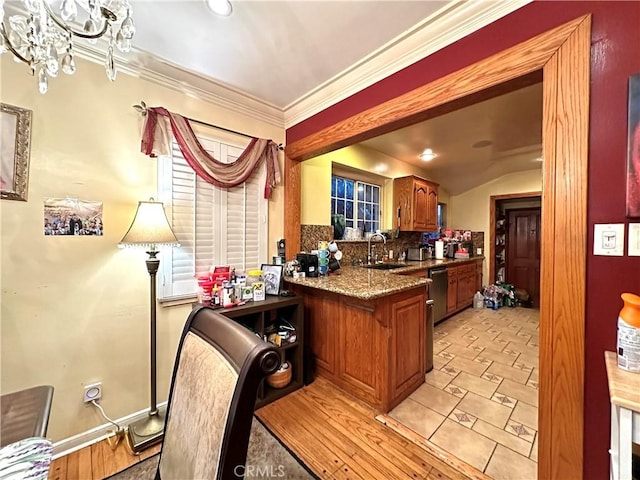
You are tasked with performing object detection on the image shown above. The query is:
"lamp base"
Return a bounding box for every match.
[126,407,166,454]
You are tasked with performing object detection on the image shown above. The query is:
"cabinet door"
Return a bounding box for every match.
[476,261,483,292]
[306,293,336,376]
[447,267,458,313]
[390,294,425,400]
[413,180,430,229]
[426,185,438,231]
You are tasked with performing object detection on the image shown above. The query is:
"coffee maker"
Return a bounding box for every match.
[296,253,318,277]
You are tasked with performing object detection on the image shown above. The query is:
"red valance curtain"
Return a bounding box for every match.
[140,106,280,199]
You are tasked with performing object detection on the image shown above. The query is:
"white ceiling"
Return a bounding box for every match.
[131,0,449,109]
[359,83,543,195]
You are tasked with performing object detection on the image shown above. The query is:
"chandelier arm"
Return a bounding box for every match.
[0,23,33,65]
[40,1,113,40]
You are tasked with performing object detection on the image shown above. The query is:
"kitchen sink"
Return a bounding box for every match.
[363,263,407,270]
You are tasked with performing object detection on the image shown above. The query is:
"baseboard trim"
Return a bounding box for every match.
[51,402,167,459]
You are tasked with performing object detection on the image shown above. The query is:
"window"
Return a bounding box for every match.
[331,175,380,235]
[157,135,268,300]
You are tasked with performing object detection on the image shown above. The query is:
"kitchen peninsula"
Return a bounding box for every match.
[285,257,483,413]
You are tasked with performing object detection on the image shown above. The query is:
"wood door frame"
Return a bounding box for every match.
[489,191,542,284]
[285,15,590,479]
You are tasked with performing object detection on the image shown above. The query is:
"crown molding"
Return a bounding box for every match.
[72,43,286,128]
[5,0,529,133]
[283,0,532,129]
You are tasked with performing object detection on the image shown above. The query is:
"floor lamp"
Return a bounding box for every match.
[119,199,179,453]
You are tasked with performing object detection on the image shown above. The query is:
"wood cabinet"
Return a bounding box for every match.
[393,176,439,231]
[445,259,483,316]
[447,267,458,313]
[291,285,427,413]
[220,295,304,408]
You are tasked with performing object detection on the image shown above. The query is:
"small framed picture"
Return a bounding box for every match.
[261,264,283,296]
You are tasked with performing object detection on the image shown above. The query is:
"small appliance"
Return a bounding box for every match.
[445,242,460,258]
[296,253,318,277]
[407,247,429,261]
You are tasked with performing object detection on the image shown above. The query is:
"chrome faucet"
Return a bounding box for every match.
[367,232,387,264]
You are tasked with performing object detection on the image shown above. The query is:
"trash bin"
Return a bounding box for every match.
[426,299,435,372]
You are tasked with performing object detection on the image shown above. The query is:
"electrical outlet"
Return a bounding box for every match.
[83,382,102,403]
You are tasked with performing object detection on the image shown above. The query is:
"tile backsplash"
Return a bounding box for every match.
[299,224,421,264]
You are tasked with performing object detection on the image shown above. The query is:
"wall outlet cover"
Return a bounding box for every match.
[83,383,102,403]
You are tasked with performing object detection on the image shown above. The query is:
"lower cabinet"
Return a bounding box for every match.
[291,284,427,413]
[446,259,483,317]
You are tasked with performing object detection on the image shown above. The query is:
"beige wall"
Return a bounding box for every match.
[449,169,542,281]
[301,144,446,229]
[0,57,284,442]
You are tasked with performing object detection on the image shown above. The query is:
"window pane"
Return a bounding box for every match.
[332,198,336,214]
[373,187,379,203]
[337,199,345,215]
[346,180,354,199]
[331,177,336,197]
[337,178,345,198]
[346,219,354,227]
[358,204,364,221]
[366,185,372,202]
[357,183,364,201]
[346,200,353,220]
[372,204,378,220]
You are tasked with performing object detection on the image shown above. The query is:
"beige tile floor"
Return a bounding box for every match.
[389,306,539,479]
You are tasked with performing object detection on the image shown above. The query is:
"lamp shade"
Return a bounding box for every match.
[119,200,180,248]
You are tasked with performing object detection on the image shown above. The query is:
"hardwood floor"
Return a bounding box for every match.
[49,438,160,479]
[49,378,472,479]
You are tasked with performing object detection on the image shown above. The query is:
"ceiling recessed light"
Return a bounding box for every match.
[472,140,493,148]
[206,0,232,16]
[535,156,544,162]
[419,148,436,161]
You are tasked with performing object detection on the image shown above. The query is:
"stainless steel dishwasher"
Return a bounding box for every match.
[428,267,448,324]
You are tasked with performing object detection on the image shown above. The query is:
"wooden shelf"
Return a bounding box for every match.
[220,295,304,408]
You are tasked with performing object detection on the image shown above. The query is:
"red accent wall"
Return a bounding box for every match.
[286,2,640,478]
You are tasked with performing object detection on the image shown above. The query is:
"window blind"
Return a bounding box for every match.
[158,136,267,300]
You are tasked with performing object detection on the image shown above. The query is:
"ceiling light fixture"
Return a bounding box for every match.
[0,0,136,94]
[419,148,436,161]
[206,0,233,16]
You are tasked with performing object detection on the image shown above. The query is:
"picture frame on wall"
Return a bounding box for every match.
[627,73,640,217]
[261,264,283,296]
[1,103,32,202]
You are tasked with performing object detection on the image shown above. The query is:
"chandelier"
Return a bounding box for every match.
[0,0,136,94]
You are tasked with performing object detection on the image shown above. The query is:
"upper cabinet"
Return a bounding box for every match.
[393,176,439,231]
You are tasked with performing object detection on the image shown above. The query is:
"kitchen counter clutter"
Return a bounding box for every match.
[283,257,483,300]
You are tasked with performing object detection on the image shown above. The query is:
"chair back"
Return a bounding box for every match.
[157,306,280,480]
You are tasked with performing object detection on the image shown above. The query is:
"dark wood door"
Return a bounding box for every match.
[507,208,541,306]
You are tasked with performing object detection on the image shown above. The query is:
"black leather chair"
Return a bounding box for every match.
[111,306,313,480]
[157,305,281,479]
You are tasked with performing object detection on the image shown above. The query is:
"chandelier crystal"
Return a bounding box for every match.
[1,0,136,93]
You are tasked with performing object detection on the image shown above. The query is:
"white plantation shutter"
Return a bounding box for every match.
[158,135,267,300]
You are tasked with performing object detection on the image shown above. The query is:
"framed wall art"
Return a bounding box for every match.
[261,264,283,296]
[1,103,32,201]
[627,73,640,217]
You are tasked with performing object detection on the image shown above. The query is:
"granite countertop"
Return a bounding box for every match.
[284,257,483,300]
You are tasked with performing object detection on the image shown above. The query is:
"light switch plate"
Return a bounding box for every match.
[593,224,625,256]
[629,223,640,256]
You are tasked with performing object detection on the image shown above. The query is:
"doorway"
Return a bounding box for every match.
[490,193,542,308]
[284,15,590,479]
[507,207,541,307]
